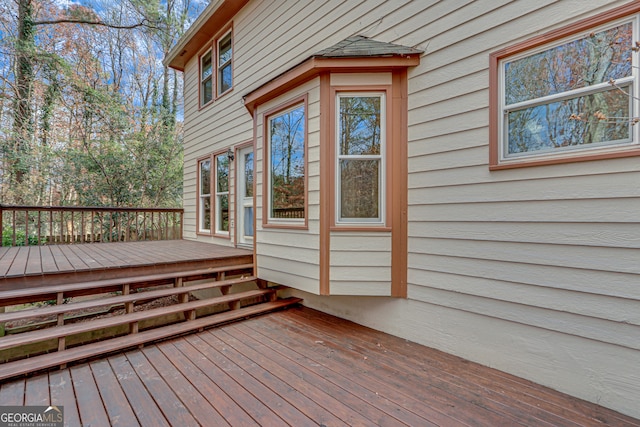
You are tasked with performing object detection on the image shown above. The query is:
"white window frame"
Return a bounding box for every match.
[200,48,213,107]
[217,30,233,96]
[497,17,640,166]
[335,92,386,225]
[198,157,212,234]
[214,153,230,235]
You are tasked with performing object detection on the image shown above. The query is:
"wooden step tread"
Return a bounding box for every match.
[0,263,255,302]
[0,298,302,381]
[0,287,282,351]
[0,275,258,324]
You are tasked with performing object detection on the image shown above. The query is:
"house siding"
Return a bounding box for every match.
[255,79,321,293]
[178,0,640,417]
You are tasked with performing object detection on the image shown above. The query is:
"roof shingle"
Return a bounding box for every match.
[313,35,423,58]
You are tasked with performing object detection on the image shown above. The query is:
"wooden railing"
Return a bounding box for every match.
[272,207,305,219]
[0,205,183,246]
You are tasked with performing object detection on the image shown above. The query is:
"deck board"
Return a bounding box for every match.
[89,359,140,427]
[0,247,18,277]
[69,364,110,427]
[0,240,253,290]
[49,370,81,426]
[2,307,638,427]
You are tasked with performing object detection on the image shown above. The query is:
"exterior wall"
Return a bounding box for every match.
[179,0,640,418]
[255,79,321,294]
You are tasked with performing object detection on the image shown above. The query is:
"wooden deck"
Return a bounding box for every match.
[0,240,253,289]
[1,306,637,427]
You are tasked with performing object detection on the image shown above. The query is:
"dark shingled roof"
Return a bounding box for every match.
[313,35,423,58]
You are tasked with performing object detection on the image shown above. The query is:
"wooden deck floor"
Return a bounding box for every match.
[0,306,637,427]
[0,240,253,289]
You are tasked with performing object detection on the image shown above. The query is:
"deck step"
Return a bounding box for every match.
[0,263,255,306]
[0,298,302,381]
[0,286,282,351]
[0,275,258,324]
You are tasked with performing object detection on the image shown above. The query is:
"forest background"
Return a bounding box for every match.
[0,0,206,208]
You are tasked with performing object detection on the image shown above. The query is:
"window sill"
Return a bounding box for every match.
[330,225,391,232]
[490,146,640,170]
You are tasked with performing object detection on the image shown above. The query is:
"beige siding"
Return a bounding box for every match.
[180,0,640,417]
[254,79,321,293]
[329,233,391,296]
[403,0,640,417]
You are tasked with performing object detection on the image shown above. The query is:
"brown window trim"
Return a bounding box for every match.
[262,94,309,230]
[489,1,640,170]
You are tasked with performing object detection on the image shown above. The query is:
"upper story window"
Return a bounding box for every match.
[491,15,640,168]
[217,31,233,95]
[336,93,385,224]
[200,50,213,106]
[215,152,230,235]
[198,157,211,233]
[266,102,306,225]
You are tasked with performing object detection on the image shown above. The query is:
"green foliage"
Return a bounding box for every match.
[0,0,188,209]
[2,228,40,247]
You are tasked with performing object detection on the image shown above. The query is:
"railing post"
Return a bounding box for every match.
[12,210,16,246]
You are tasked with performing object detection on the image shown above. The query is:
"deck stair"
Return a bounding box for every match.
[0,263,301,381]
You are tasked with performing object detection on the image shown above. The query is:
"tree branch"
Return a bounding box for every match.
[34,18,157,30]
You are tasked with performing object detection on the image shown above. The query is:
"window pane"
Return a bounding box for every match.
[244,152,254,198]
[219,33,232,65]
[339,96,381,155]
[340,159,379,219]
[216,154,229,192]
[269,105,305,219]
[217,194,229,232]
[505,23,632,104]
[220,64,232,93]
[244,207,254,237]
[507,87,630,155]
[199,160,210,195]
[202,78,212,104]
[201,52,212,80]
[202,196,211,230]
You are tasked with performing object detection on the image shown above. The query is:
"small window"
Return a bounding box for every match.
[200,50,213,106]
[215,153,230,234]
[267,103,306,223]
[218,31,233,95]
[198,158,211,233]
[494,18,640,167]
[336,93,385,224]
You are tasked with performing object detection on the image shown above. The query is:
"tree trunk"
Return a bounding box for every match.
[11,0,36,189]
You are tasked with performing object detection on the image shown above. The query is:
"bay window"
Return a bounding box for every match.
[266,102,306,225]
[336,93,385,224]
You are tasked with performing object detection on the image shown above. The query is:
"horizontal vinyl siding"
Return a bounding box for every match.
[402,0,640,417]
[329,233,391,296]
[180,0,640,416]
[255,79,321,293]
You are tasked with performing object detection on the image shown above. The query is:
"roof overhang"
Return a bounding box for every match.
[243,55,421,114]
[165,0,249,72]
